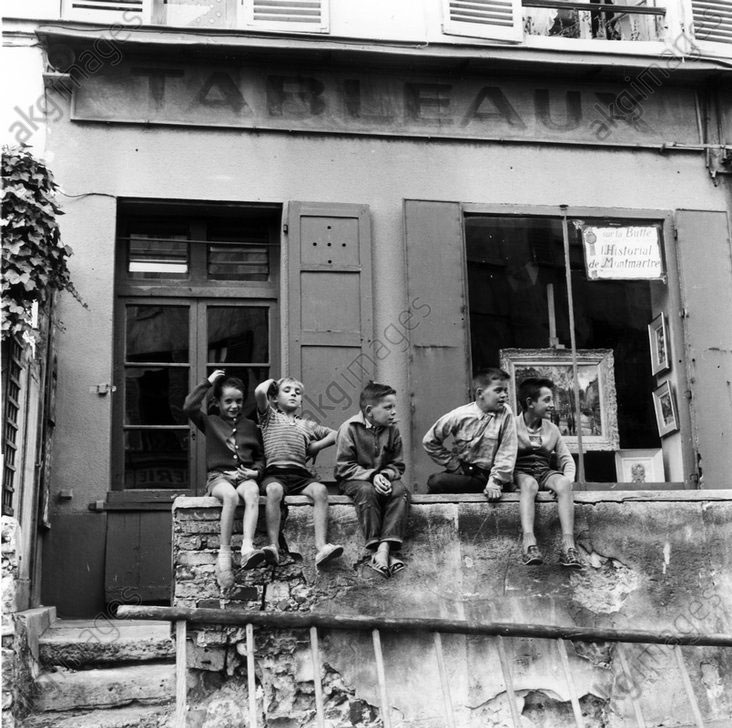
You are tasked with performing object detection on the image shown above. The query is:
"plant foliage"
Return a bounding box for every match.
[1,145,84,342]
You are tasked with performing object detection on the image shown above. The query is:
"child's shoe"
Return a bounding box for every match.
[559,547,583,568]
[315,543,344,567]
[522,545,543,566]
[240,548,267,570]
[262,545,280,566]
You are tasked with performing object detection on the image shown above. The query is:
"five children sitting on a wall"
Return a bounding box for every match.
[184,367,580,591]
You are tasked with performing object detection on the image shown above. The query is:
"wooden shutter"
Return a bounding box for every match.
[241,0,329,32]
[691,1,732,44]
[442,0,523,42]
[675,210,732,487]
[63,0,152,24]
[286,202,373,481]
[405,200,471,492]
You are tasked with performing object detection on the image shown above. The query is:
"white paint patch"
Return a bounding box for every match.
[662,542,671,575]
[464,556,474,569]
[571,552,641,614]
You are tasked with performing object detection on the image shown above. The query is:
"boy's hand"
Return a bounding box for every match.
[208,369,225,385]
[237,466,259,480]
[483,482,502,501]
[373,473,392,495]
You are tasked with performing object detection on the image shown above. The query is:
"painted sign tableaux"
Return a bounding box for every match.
[70,61,700,146]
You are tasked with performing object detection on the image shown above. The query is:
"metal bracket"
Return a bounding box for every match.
[90,383,117,395]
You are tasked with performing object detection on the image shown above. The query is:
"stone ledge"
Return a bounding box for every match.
[173,488,732,511]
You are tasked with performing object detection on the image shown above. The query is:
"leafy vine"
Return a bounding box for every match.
[1,145,85,343]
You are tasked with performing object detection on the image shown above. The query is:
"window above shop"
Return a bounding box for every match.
[54,0,730,57]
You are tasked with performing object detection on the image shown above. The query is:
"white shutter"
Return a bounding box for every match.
[241,0,329,33]
[691,0,732,44]
[442,0,523,42]
[63,0,152,24]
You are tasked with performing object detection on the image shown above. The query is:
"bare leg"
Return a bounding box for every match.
[302,481,329,551]
[210,480,239,549]
[517,474,539,549]
[373,541,390,571]
[265,481,284,559]
[236,480,260,552]
[547,475,575,549]
[210,479,239,588]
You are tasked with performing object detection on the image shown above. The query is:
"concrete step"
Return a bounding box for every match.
[33,662,176,713]
[39,619,175,667]
[20,703,174,728]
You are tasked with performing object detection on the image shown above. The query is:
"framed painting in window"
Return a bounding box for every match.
[500,348,619,452]
[652,381,679,437]
[614,448,664,484]
[648,313,670,376]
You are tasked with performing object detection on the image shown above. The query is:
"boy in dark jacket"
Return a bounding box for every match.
[335,381,408,577]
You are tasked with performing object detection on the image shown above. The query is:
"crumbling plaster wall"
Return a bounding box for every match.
[172,494,732,727]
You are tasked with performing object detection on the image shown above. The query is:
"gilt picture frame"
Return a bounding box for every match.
[500,348,619,452]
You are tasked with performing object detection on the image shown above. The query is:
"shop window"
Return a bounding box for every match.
[114,201,280,492]
[465,214,684,484]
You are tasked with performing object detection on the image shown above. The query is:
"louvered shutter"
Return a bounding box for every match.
[691,1,732,44]
[62,0,152,24]
[442,0,523,42]
[241,0,329,32]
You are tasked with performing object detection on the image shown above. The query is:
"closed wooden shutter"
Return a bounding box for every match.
[405,200,471,491]
[442,0,523,42]
[675,210,732,487]
[286,202,373,481]
[691,1,732,44]
[62,0,152,24]
[241,0,329,32]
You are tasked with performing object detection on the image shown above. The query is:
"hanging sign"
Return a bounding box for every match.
[580,225,665,281]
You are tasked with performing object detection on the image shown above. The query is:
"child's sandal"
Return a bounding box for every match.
[388,557,405,576]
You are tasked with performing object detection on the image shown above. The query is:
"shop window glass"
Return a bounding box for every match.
[465,214,667,482]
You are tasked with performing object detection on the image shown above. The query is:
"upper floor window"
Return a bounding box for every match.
[62,0,329,33]
[443,0,669,43]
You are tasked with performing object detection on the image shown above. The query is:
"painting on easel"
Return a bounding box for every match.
[499,348,619,453]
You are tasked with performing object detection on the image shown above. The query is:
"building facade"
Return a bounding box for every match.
[2,0,731,617]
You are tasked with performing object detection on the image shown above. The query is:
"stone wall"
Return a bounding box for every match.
[172,493,732,728]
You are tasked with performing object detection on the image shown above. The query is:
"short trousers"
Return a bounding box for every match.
[260,466,319,496]
[205,469,258,495]
[514,465,564,491]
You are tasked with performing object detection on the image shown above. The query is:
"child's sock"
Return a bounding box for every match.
[522,532,537,550]
[240,540,254,555]
[561,533,576,551]
[218,545,233,570]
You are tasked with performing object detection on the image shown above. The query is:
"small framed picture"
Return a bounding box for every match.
[614,448,664,484]
[648,313,670,375]
[652,381,679,437]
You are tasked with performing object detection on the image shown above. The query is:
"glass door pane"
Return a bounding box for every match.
[206,304,270,419]
[123,304,191,489]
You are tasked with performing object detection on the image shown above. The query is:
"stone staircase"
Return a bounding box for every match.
[20,617,176,728]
